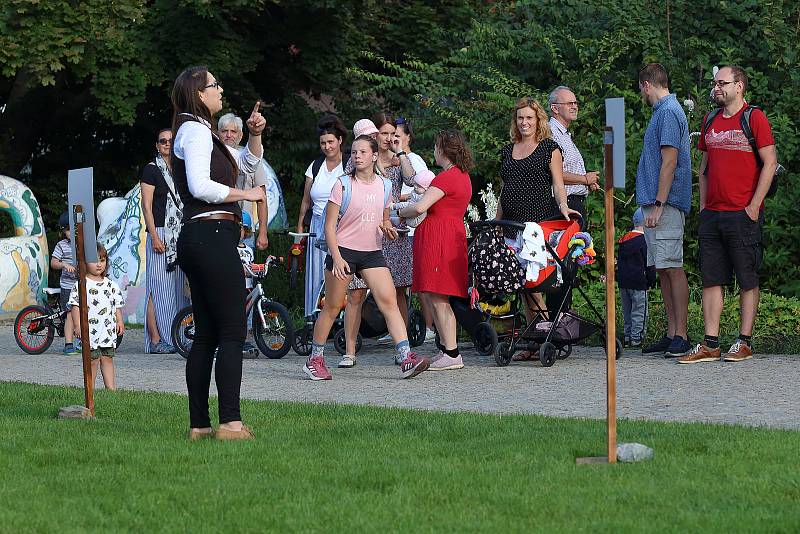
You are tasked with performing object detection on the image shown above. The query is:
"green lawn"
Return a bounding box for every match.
[2,382,798,532]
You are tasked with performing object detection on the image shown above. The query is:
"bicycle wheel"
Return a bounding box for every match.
[14,305,55,355]
[292,324,313,356]
[170,305,194,360]
[253,300,294,359]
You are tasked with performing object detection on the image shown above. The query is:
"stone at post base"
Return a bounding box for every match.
[58,405,94,419]
[616,442,654,462]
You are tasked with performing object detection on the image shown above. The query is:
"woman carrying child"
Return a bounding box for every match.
[69,244,125,390]
[303,135,430,380]
[398,129,474,370]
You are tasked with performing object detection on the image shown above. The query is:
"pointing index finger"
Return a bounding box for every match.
[251,100,261,116]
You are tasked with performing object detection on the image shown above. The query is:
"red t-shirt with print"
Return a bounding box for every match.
[698,104,774,211]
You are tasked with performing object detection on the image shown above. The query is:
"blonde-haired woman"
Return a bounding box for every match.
[495,97,579,360]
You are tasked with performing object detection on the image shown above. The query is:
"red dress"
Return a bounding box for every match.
[412,166,472,297]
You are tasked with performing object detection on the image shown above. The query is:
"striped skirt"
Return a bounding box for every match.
[145,227,190,353]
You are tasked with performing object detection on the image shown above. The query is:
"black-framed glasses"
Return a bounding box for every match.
[157,138,172,145]
[711,80,736,88]
[204,81,221,90]
[553,101,579,106]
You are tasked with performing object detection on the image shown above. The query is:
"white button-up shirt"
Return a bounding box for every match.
[549,116,587,196]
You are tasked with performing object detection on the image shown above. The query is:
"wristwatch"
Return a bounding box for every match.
[654,200,663,207]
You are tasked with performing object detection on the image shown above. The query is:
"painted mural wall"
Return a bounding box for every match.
[0,175,49,318]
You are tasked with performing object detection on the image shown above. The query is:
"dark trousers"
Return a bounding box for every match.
[177,220,246,427]
[546,195,586,313]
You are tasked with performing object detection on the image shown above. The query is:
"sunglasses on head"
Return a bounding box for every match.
[395,117,408,125]
[158,138,172,145]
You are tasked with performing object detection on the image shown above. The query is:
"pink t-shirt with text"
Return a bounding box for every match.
[328,176,389,251]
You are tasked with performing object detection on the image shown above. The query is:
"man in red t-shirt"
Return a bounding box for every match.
[678,65,778,365]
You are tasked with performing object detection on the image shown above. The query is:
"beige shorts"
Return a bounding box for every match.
[643,204,685,269]
[90,347,115,360]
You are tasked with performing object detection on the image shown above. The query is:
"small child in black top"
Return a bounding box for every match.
[617,208,656,347]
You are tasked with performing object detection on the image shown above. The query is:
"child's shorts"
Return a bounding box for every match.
[59,290,74,313]
[325,247,387,276]
[90,347,115,360]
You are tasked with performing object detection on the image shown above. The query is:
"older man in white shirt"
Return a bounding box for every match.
[218,112,269,249]
[548,85,599,230]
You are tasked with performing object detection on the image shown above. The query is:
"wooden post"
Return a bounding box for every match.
[73,205,95,416]
[603,126,617,463]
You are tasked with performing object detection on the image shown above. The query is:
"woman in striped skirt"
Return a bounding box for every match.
[140,128,190,354]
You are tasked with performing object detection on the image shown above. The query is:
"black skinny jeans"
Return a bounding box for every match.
[177,219,246,427]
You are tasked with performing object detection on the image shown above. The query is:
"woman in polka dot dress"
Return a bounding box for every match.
[495,96,579,359]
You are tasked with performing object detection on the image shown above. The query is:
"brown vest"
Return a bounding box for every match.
[171,114,242,222]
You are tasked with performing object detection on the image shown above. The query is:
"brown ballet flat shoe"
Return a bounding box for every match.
[215,424,255,441]
[188,428,215,440]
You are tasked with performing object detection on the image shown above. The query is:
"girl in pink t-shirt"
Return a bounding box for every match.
[303,135,430,380]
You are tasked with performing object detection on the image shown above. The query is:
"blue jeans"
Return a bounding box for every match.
[620,288,648,343]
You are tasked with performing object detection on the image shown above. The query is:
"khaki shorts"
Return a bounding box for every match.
[642,204,685,269]
[90,347,115,360]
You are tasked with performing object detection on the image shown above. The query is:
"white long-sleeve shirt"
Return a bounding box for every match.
[173,114,262,204]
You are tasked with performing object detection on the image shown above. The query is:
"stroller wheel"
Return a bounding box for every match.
[601,335,623,360]
[333,328,362,355]
[407,309,426,347]
[539,342,557,367]
[494,341,513,367]
[292,325,313,356]
[556,344,572,360]
[473,321,499,357]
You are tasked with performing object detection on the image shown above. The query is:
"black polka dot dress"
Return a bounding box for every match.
[499,139,562,239]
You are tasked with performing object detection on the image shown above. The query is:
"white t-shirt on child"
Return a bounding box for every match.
[68,278,125,350]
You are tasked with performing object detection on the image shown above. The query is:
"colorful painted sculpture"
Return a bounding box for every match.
[0,175,49,318]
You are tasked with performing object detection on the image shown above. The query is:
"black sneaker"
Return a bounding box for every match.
[665,336,692,358]
[642,335,672,355]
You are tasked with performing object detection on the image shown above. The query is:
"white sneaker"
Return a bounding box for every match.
[338,354,356,368]
[424,329,436,343]
[394,352,405,365]
[377,333,393,345]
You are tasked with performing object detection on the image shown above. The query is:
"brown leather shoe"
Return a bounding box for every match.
[216,424,255,441]
[723,340,753,362]
[188,428,215,440]
[677,344,721,364]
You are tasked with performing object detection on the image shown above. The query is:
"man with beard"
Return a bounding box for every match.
[678,65,777,364]
[636,63,693,358]
[218,113,269,250]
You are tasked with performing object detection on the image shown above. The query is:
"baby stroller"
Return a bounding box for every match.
[466,218,621,367]
[332,290,426,355]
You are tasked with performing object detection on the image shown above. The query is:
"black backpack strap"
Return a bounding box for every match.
[701,108,722,176]
[310,154,326,182]
[740,105,763,168]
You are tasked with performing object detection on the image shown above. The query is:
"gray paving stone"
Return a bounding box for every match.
[2,329,798,429]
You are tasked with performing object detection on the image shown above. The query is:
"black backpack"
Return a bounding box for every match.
[302,150,352,227]
[701,105,783,198]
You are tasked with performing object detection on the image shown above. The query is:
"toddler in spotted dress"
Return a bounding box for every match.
[69,244,125,390]
[389,169,436,227]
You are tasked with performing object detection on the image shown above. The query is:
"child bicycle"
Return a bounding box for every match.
[14,287,123,354]
[171,255,294,359]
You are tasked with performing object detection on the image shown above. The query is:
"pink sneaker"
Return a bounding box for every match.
[428,353,464,371]
[303,356,332,380]
[400,352,429,379]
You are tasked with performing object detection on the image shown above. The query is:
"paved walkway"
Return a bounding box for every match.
[2,328,798,429]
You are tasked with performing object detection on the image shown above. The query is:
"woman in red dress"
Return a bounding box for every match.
[398,129,473,370]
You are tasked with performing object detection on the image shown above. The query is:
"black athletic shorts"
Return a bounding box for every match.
[698,209,763,290]
[325,247,387,277]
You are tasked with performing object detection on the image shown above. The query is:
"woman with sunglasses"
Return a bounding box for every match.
[171,66,266,440]
[139,128,189,355]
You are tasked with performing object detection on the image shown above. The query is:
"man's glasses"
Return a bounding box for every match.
[711,80,736,88]
[553,101,579,106]
[204,81,221,90]
[158,138,172,145]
